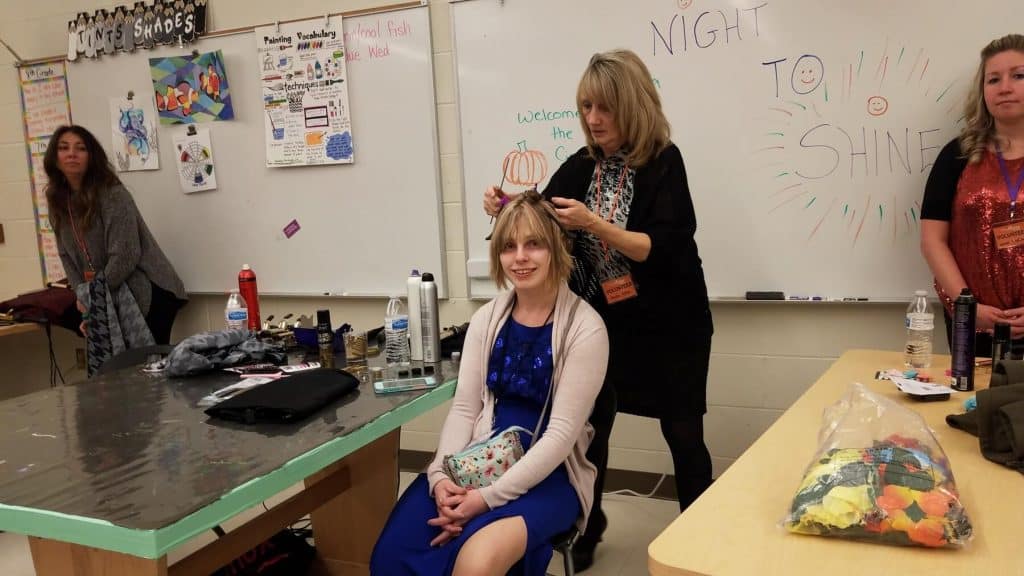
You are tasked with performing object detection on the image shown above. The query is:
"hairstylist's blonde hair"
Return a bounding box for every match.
[960,34,1024,163]
[489,190,572,291]
[576,49,670,167]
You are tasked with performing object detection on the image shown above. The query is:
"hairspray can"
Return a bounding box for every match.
[238,264,260,331]
[407,269,423,361]
[950,288,976,391]
[316,309,335,369]
[420,272,440,363]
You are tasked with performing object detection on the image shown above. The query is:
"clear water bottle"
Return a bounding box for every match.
[225,289,249,331]
[904,289,934,368]
[385,296,411,367]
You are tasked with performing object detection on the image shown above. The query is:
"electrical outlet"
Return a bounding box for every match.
[75,348,86,369]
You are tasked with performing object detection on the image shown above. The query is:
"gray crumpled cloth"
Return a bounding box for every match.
[164,329,286,377]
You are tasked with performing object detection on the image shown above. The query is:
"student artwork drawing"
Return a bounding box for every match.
[150,49,234,124]
[109,96,159,171]
[172,127,217,193]
[255,17,354,167]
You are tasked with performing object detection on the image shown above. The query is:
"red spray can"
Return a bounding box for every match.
[238,264,261,331]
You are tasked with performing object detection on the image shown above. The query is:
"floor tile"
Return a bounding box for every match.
[0,474,680,575]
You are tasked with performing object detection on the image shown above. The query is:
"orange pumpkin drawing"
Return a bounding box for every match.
[502,142,548,187]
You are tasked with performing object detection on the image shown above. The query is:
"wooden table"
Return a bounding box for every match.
[648,349,1022,576]
[0,323,41,337]
[0,360,457,576]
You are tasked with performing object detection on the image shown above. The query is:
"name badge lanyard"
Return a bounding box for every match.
[593,161,628,261]
[996,148,1024,220]
[68,203,97,277]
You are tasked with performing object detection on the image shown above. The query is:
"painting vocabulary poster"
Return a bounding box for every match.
[256,17,354,167]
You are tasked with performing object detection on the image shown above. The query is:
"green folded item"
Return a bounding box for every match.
[946,360,1024,474]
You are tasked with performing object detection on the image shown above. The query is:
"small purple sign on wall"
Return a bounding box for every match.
[283,219,301,238]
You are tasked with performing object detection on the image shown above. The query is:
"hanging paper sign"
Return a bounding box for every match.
[110,96,160,171]
[66,0,208,61]
[18,61,71,284]
[173,126,218,193]
[256,17,354,167]
[150,49,234,124]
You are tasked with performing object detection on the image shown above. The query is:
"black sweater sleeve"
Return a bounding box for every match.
[637,144,696,263]
[542,147,591,202]
[921,138,967,222]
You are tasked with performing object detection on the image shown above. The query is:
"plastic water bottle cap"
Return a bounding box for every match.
[914,290,927,296]
[410,269,420,276]
[242,264,251,270]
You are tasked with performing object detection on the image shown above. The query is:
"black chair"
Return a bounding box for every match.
[549,527,578,576]
[96,344,175,376]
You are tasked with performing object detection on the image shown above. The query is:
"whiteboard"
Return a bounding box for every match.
[453,0,1017,301]
[67,5,445,297]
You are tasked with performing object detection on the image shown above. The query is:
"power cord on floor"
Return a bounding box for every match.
[44,323,66,387]
[604,472,669,499]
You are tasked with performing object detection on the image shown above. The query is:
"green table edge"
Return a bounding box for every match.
[0,379,456,559]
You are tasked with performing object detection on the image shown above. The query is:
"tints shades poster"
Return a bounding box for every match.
[256,17,354,167]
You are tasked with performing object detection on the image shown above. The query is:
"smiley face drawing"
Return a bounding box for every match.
[791,55,824,95]
[677,0,693,9]
[867,95,889,116]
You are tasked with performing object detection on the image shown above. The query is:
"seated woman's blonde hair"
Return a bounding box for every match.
[489,190,573,291]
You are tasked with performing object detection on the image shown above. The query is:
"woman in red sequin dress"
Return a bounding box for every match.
[922,34,1024,355]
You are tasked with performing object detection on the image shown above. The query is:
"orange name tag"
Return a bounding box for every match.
[993,219,1024,250]
[84,270,96,282]
[601,274,638,304]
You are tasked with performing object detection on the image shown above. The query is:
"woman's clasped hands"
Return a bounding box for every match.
[982,304,1024,339]
[427,478,490,547]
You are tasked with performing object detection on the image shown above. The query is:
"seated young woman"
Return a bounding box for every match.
[370,190,609,575]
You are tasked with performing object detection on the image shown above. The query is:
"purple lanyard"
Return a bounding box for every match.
[995,148,1024,219]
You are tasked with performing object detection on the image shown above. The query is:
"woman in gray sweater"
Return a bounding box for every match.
[45,125,186,344]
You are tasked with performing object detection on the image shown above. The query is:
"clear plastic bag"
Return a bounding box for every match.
[783,383,973,548]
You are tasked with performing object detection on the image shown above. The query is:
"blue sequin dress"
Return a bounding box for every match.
[370,317,579,575]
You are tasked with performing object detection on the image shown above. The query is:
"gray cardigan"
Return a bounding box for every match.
[53,184,186,315]
[426,283,609,531]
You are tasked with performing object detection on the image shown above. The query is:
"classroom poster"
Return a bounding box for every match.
[172,127,217,193]
[18,61,71,285]
[150,49,234,124]
[109,96,160,172]
[255,17,354,167]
